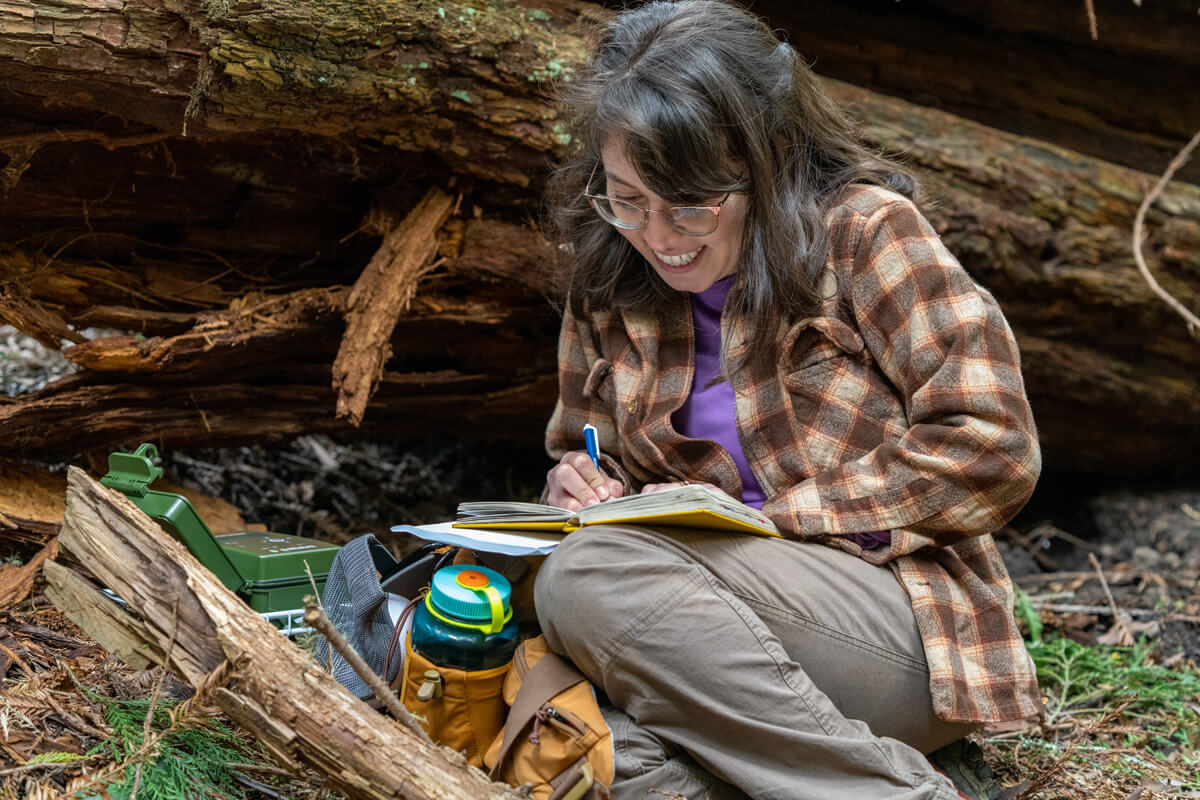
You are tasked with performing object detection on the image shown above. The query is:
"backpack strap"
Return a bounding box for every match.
[488,652,588,779]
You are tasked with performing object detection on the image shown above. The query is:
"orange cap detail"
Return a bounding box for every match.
[456,569,490,588]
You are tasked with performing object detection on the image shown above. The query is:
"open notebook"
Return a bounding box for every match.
[454,483,781,538]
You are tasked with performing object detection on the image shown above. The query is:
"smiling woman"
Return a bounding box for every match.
[533,1,1043,799]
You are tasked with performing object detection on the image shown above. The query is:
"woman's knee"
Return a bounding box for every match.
[534,526,688,662]
[534,527,624,637]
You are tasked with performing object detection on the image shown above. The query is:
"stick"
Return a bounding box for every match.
[1088,552,1135,645]
[301,599,436,747]
[1132,128,1200,335]
[1084,0,1098,40]
[302,560,332,674]
[130,600,179,800]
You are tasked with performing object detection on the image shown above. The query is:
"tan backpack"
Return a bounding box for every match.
[484,635,614,800]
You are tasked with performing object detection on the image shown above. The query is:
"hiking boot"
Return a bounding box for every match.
[929,738,1002,800]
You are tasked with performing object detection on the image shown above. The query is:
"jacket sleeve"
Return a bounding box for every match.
[761,197,1041,561]
[544,305,637,497]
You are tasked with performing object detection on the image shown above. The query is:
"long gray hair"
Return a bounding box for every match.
[544,0,920,375]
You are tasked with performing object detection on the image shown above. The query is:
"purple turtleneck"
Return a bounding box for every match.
[671,276,891,551]
[671,276,767,507]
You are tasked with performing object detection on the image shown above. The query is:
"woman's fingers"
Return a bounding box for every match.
[640,482,685,494]
[546,451,615,510]
[639,481,736,501]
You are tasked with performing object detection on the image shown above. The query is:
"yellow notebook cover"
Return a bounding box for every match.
[453,485,781,538]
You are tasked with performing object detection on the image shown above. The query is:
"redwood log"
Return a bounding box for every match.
[752,0,1200,183]
[0,0,596,188]
[46,466,523,800]
[0,0,1197,476]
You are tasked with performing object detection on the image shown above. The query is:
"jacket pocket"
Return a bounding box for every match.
[779,317,866,382]
[582,358,615,405]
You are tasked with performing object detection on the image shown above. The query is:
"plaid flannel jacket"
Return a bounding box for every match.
[545,185,1043,723]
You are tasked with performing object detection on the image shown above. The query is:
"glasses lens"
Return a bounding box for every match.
[667,206,719,235]
[591,196,645,230]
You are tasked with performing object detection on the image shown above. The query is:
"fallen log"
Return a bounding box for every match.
[45,465,524,800]
[1,3,1198,475]
[755,0,1200,183]
[0,371,558,458]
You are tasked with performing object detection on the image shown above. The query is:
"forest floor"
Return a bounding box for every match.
[1,326,1198,799]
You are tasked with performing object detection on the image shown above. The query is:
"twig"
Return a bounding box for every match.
[1088,552,1135,645]
[1029,602,1147,619]
[301,598,436,747]
[1084,0,1098,40]
[302,560,332,673]
[1015,697,1134,800]
[130,599,179,800]
[1132,127,1200,336]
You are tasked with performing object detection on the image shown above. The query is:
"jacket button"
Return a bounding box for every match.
[627,400,638,414]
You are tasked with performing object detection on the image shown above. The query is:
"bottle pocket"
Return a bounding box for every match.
[397,634,510,768]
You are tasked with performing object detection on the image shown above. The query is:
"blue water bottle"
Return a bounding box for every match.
[410,565,520,670]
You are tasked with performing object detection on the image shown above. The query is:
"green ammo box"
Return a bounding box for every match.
[100,443,341,631]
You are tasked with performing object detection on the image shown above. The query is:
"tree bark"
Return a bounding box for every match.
[0,0,594,187]
[46,466,524,800]
[750,0,1200,184]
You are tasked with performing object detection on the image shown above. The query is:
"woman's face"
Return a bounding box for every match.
[600,140,748,294]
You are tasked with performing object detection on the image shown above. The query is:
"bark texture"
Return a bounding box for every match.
[46,466,524,800]
[752,0,1200,184]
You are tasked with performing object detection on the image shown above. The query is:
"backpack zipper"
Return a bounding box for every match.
[530,703,589,745]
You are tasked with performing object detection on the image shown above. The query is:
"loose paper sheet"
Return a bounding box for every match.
[390,521,564,556]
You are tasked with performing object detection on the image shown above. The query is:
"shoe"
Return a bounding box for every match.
[929,739,1002,800]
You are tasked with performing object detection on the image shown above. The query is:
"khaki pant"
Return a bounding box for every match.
[534,526,973,800]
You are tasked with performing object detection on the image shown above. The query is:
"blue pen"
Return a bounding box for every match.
[582,424,601,472]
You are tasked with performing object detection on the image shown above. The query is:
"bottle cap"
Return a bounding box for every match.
[427,565,513,634]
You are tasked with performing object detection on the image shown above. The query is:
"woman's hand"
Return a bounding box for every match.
[640,481,736,502]
[546,450,625,511]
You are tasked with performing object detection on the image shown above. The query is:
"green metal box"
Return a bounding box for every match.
[215,532,340,613]
[100,443,341,633]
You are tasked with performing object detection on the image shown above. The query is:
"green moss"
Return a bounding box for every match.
[451,89,473,103]
[527,9,550,21]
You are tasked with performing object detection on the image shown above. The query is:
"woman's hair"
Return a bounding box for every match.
[544,0,920,375]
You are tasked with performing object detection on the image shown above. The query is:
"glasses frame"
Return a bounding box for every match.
[583,163,732,237]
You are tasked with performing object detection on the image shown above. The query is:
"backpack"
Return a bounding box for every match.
[484,635,614,800]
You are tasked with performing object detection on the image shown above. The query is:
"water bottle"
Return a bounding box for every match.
[410,565,519,670]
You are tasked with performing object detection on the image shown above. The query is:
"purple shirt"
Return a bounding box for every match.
[672,277,890,551]
[671,276,766,507]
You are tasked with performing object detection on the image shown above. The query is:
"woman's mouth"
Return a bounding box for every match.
[653,247,704,271]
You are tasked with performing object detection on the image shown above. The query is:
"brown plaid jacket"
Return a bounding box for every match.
[545,185,1043,723]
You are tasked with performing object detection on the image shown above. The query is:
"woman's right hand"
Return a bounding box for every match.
[546,450,625,511]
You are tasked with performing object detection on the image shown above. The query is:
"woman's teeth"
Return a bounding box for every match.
[655,248,702,267]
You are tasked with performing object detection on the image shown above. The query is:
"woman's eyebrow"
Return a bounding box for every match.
[606,173,639,190]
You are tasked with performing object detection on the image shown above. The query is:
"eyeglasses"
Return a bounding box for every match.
[583,163,732,237]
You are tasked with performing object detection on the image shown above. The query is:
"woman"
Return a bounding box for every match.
[534,2,1042,798]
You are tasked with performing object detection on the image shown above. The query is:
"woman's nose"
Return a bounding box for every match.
[641,211,685,252]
